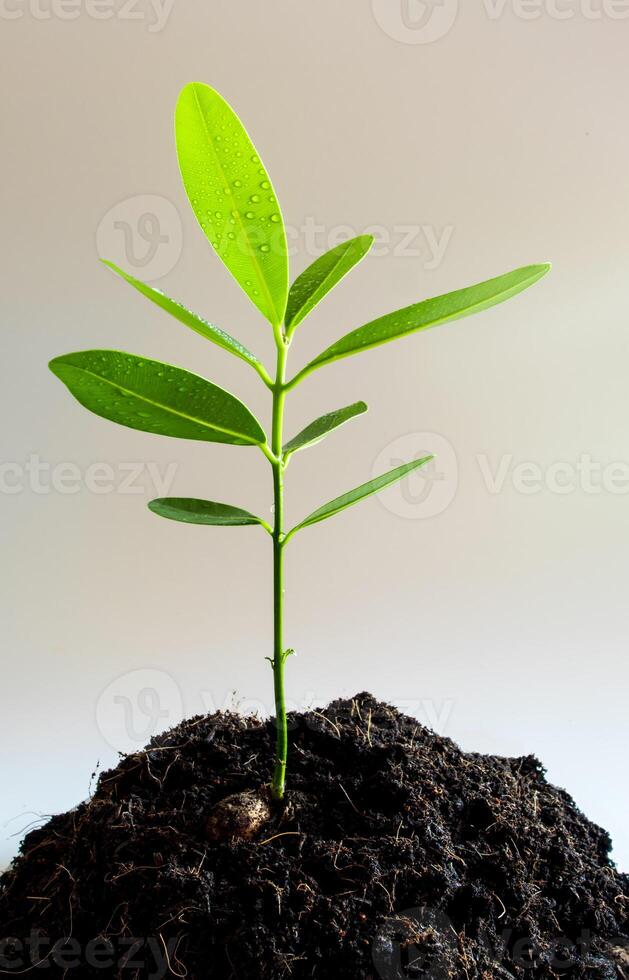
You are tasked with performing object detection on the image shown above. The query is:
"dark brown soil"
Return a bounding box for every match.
[1,693,627,978]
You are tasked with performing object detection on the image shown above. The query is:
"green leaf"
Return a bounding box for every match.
[49,350,266,447]
[286,456,433,540]
[102,260,271,385]
[283,401,368,458]
[290,264,551,386]
[149,497,270,530]
[285,235,373,334]
[175,82,288,329]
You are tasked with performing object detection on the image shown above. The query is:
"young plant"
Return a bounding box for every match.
[49,84,549,801]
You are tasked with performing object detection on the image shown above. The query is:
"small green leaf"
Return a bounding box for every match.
[286,456,433,539]
[149,497,270,530]
[49,350,266,446]
[175,83,288,328]
[290,264,551,386]
[285,235,373,335]
[102,260,271,385]
[283,401,368,458]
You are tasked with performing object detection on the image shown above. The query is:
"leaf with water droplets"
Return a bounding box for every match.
[101,261,271,384]
[286,456,433,539]
[49,351,266,446]
[175,83,288,328]
[283,401,368,458]
[285,236,373,335]
[149,497,270,530]
[291,265,551,384]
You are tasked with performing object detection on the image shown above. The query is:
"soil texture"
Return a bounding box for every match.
[1,693,627,978]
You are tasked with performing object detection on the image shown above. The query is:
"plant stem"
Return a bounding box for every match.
[270,336,289,800]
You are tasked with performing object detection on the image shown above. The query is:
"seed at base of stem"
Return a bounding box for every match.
[206,790,272,842]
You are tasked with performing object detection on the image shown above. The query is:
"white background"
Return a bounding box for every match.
[1,0,628,870]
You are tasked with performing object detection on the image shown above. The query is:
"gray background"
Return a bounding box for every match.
[2,1,628,870]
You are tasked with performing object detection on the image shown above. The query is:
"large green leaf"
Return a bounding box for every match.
[286,456,433,540]
[290,264,550,386]
[149,497,270,531]
[49,351,266,446]
[285,236,373,335]
[102,261,271,385]
[283,401,368,458]
[175,83,288,329]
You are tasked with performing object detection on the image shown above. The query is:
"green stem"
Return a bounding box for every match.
[270,337,289,800]
[284,359,320,392]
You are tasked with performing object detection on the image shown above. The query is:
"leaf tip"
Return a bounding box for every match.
[178,80,206,99]
[177,81,226,118]
[100,258,127,281]
[527,262,552,280]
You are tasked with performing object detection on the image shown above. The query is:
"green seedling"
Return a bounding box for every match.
[50,83,550,800]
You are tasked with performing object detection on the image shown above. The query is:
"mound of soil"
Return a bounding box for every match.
[1,693,627,978]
